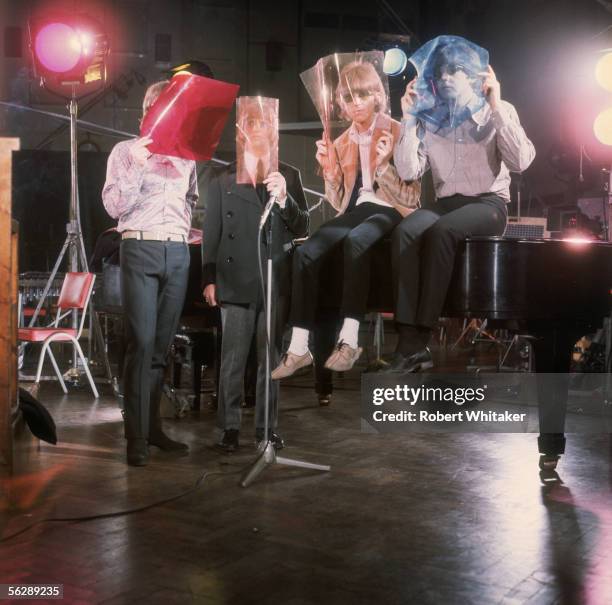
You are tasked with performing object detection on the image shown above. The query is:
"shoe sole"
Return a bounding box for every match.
[324,348,363,372]
[127,458,149,466]
[214,444,238,454]
[271,358,313,380]
[149,443,189,452]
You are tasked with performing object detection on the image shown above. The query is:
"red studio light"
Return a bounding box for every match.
[29,14,109,87]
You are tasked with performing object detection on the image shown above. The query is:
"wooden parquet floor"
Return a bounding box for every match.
[1,342,612,604]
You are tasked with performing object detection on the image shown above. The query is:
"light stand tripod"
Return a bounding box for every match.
[601,167,612,241]
[27,88,112,386]
[240,209,331,487]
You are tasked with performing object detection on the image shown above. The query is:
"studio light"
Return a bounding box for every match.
[383,47,408,77]
[569,45,612,163]
[591,50,612,147]
[595,51,612,92]
[24,12,111,346]
[29,14,109,88]
[594,107,612,145]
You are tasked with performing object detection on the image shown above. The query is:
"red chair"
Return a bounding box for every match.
[18,272,99,398]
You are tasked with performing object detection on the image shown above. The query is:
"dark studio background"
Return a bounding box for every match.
[1,0,612,269]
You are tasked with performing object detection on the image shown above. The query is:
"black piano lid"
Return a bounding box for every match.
[443,236,612,321]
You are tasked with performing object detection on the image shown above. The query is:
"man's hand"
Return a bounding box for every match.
[315,138,330,168]
[263,171,287,204]
[375,130,394,170]
[479,65,501,111]
[400,78,418,119]
[130,136,153,165]
[203,284,217,307]
[315,138,341,181]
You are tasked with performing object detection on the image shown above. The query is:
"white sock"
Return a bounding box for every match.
[288,327,310,356]
[338,318,359,349]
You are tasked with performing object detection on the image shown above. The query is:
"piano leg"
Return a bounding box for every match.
[529,323,582,470]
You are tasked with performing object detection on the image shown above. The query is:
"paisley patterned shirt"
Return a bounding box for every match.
[102,138,198,237]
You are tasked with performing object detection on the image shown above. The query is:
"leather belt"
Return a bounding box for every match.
[121,230,186,242]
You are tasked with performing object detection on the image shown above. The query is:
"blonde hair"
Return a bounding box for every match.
[335,61,387,120]
[142,80,170,116]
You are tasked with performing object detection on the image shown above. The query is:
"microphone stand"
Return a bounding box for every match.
[240,204,331,487]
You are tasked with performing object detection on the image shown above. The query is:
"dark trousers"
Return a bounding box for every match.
[120,240,190,440]
[217,298,286,432]
[313,308,341,395]
[290,202,402,329]
[392,193,507,328]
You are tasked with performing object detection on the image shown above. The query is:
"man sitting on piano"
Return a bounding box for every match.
[388,35,536,372]
[271,58,420,380]
[202,97,309,453]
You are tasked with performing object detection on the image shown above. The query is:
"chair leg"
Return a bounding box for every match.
[36,342,68,394]
[47,346,68,394]
[73,340,99,398]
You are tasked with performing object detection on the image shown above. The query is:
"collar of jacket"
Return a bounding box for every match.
[225,163,266,207]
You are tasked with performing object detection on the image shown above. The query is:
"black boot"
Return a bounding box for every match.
[215,429,240,453]
[384,347,434,373]
[149,431,189,452]
[127,439,149,466]
[148,368,188,452]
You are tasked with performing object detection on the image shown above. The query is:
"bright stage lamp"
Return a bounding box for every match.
[34,23,82,73]
[383,48,408,77]
[593,107,612,146]
[595,52,612,93]
[29,14,109,87]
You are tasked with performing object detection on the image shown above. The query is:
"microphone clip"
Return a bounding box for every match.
[259,195,278,229]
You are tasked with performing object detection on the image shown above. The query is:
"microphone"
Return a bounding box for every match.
[259,195,278,228]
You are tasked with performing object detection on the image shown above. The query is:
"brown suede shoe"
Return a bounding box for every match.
[324,341,363,372]
[271,350,313,380]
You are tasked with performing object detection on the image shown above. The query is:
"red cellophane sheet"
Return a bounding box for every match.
[140,73,239,161]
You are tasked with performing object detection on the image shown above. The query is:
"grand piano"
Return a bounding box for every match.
[170,233,612,468]
[317,235,612,469]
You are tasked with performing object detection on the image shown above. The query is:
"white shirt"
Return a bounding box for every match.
[244,150,270,184]
[394,100,535,201]
[348,117,393,209]
[242,150,286,207]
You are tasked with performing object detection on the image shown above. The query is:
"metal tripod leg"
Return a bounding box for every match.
[240,442,331,488]
[275,455,331,471]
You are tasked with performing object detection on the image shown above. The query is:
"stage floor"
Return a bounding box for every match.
[2,344,612,604]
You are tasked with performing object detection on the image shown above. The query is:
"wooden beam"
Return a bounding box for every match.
[0,138,20,480]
